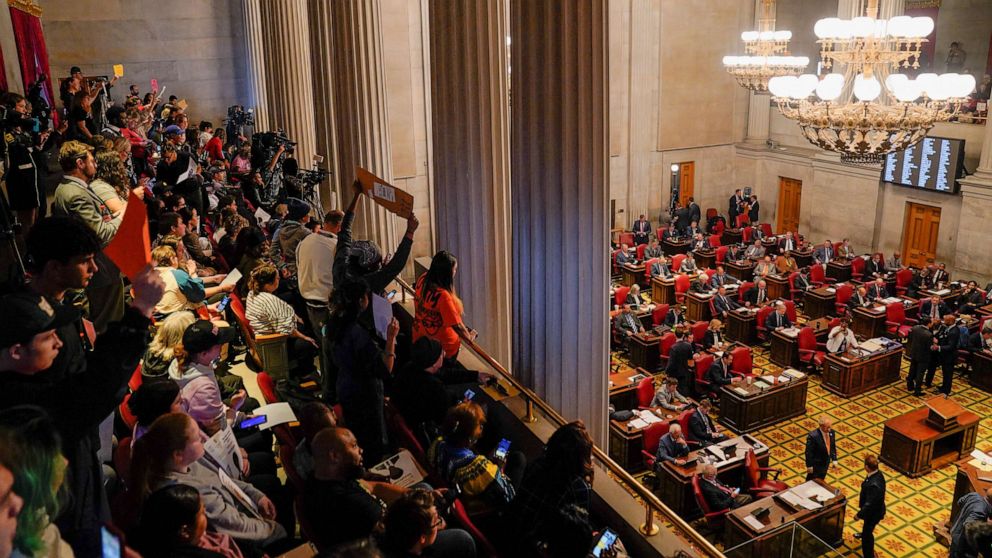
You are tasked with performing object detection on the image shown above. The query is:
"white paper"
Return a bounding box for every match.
[882,297,902,304]
[204,427,243,479]
[933,288,951,296]
[760,375,777,384]
[733,387,749,395]
[640,411,663,424]
[254,206,271,225]
[217,468,260,516]
[825,288,836,293]
[752,381,770,389]
[372,293,393,340]
[219,268,242,289]
[743,515,765,530]
[628,418,648,430]
[253,402,298,430]
[970,449,992,464]
[368,449,424,488]
[176,155,197,184]
[792,480,836,502]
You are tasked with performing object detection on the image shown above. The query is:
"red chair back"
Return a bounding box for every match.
[709,234,721,247]
[636,377,656,408]
[784,300,797,323]
[731,346,752,375]
[674,274,691,295]
[787,272,799,292]
[652,304,670,326]
[644,258,659,281]
[677,408,695,436]
[691,321,709,343]
[672,254,687,271]
[835,284,853,306]
[716,245,728,264]
[656,227,665,241]
[280,444,306,491]
[760,223,773,237]
[713,220,726,235]
[695,354,714,382]
[706,208,718,221]
[642,422,671,457]
[257,371,279,405]
[619,232,635,246]
[452,499,500,558]
[735,214,749,228]
[828,317,842,330]
[614,286,630,307]
[742,227,753,243]
[809,265,826,284]
[692,474,715,515]
[886,302,905,324]
[388,412,428,466]
[738,281,754,303]
[659,332,677,358]
[744,448,762,487]
[797,326,817,352]
[895,268,913,288]
[756,306,774,330]
[851,257,866,277]
[128,364,143,392]
[120,393,138,430]
[636,244,647,260]
[114,437,133,481]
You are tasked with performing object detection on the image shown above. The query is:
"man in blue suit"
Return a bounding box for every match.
[805,416,838,480]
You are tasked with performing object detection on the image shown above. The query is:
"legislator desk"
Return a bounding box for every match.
[919,286,963,308]
[663,238,690,256]
[722,228,743,247]
[792,248,814,269]
[656,435,770,519]
[724,480,847,557]
[826,259,852,283]
[609,367,658,412]
[768,318,831,368]
[609,306,653,331]
[608,406,683,472]
[947,454,992,527]
[652,276,677,305]
[695,249,717,270]
[850,303,888,338]
[761,237,779,257]
[686,291,713,322]
[970,349,992,394]
[821,339,903,397]
[621,262,646,287]
[726,259,756,281]
[880,396,980,478]
[765,273,791,301]
[629,327,670,371]
[804,285,840,320]
[726,307,758,345]
[719,369,809,434]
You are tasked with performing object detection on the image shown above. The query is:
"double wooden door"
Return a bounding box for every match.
[776,177,802,234]
[678,162,694,207]
[902,202,941,268]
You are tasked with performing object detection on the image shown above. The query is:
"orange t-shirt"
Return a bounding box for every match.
[412,276,464,358]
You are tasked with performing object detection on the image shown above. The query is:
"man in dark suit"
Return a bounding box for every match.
[906,320,935,395]
[615,305,645,343]
[709,266,737,288]
[688,197,701,224]
[866,278,888,302]
[970,328,992,353]
[632,214,652,245]
[813,240,834,264]
[689,272,710,294]
[712,286,740,318]
[704,352,736,398]
[698,463,752,511]
[689,399,727,446]
[654,423,690,469]
[919,295,950,323]
[747,195,759,223]
[855,454,886,558]
[865,253,886,278]
[930,262,949,286]
[805,416,838,480]
[650,258,673,279]
[957,281,984,315]
[729,189,744,223]
[665,329,694,396]
[660,223,679,243]
[665,305,688,328]
[765,302,792,331]
[744,280,769,307]
[925,314,959,395]
[778,231,798,253]
[847,286,871,312]
[674,204,692,234]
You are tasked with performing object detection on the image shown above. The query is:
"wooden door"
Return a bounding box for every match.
[776,177,802,234]
[902,202,941,268]
[678,162,694,207]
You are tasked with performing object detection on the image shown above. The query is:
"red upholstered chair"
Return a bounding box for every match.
[641,422,671,470]
[652,304,670,327]
[706,208,718,221]
[784,300,797,323]
[755,306,775,342]
[797,326,826,369]
[637,377,656,409]
[674,274,691,304]
[742,227,753,243]
[695,354,716,396]
[387,410,429,467]
[709,234,722,247]
[759,223,773,238]
[850,257,866,279]
[712,220,726,235]
[658,332,677,366]
[730,346,753,376]
[715,246,728,264]
[738,281,754,303]
[828,317,842,330]
[644,258,659,282]
[736,214,749,228]
[614,286,631,307]
[128,364,143,392]
[744,448,787,497]
[787,272,804,301]
[656,227,665,241]
[119,393,138,430]
[280,444,306,492]
[833,241,844,254]
[451,499,501,558]
[677,409,702,446]
[692,474,730,531]
[257,371,279,405]
[672,254,687,271]
[619,232,635,246]
[691,321,709,344]
[895,268,914,296]
[808,265,835,287]
[834,284,853,316]
[636,244,648,260]
[885,302,916,339]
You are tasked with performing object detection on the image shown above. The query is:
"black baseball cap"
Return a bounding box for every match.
[0,292,79,348]
[182,320,236,354]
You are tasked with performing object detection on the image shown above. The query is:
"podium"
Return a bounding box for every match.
[880,396,981,477]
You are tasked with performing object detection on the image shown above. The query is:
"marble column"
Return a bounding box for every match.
[310,0,397,250]
[511,0,609,445]
[745,0,771,144]
[427,0,512,366]
[951,117,992,283]
[259,0,317,166]
[241,0,269,131]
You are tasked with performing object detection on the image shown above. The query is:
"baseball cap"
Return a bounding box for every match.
[181,320,237,354]
[411,337,443,370]
[163,124,185,136]
[0,292,79,348]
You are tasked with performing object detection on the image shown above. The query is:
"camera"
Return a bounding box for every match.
[225,104,255,128]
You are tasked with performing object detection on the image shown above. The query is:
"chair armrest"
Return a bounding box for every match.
[640,451,656,466]
[757,466,782,480]
[798,348,816,357]
[884,320,901,327]
[816,342,828,350]
[704,509,730,520]
[686,440,701,447]
[904,317,918,325]
[255,333,290,344]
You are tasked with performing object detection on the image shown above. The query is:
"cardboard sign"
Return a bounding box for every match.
[102,191,151,281]
[356,167,414,218]
[113,64,124,78]
[150,78,158,92]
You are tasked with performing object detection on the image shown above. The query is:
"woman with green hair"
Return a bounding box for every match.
[0,406,72,558]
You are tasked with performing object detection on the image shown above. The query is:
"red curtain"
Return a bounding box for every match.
[0,42,7,92]
[905,6,939,75]
[9,6,56,123]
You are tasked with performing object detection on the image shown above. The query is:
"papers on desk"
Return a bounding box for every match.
[733,386,750,396]
[743,515,765,531]
[969,450,992,471]
[781,368,806,380]
[825,287,836,293]
[759,375,777,384]
[638,410,664,424]
[779,490,822,510]
[932,288,952,296]
[629,373,647,384]
[627,418,649,430]
[859,339,885,353]
[752,380,770,390]
[792,480,836,503]
[780,327,800,338]
[882,296,902,304]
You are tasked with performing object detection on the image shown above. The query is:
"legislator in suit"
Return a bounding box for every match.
[764,307,792,331]
[856,456,886,558]
[712,290,740,318]
[654,429,690,469]
[805,419,838,480]
[919,298,950,323]
[698,467,752,511]
[651,260,673,279]
[925,317,959,395]
[744,285,770,306]
[813,244,834,264]
[665,337,694,396]
[632,216,652,245]
[689,407,727,446]
[906,323,933,395]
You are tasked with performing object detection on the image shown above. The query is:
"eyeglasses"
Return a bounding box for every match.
[431,515,444,529]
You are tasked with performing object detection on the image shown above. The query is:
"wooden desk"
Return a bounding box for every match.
[621,262,645,287]
[766,274,791,301]
[970,350,992,394]
[978,303,992,318]
[725,480,847,556]
[822,344,903,398]
[826,260,852,283]
[652,277,676,305]
[949,457,992,526]
[920,287,962,308]
[695,250,717,270]
[686,292,713,322]
[722,228,743,247]
[761,238,779,257]
[766,320,830,368]
[727,308,758,345]
[726,259,756,281]
[657,435,770,519]
[629,329,669,372]
[719,371,809,434]
[663,238,690,256]
[880,399,980,478]
[851,304,888,338]
[804,286,837,320]
[608,407,682,472]
[793,249,814,269]
[608,367,656,415]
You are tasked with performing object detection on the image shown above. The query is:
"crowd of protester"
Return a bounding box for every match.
[0,69,627,558]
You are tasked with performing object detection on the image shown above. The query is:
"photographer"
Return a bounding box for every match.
[156,142,204,216]
[2,92,51,231]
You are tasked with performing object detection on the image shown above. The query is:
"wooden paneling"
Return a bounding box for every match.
[902,202,942,269]
[776,177,802,234]
[678,161,695,207]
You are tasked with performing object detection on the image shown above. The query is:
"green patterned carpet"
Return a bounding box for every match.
[612,314,991,557]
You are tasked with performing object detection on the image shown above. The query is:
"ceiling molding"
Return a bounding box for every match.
[8,0,42,17]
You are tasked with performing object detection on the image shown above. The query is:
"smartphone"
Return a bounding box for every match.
[239,415,266,429]
[591,528,618,558]
[101,525,122,558]
[386,289,398,301]
[495,438,511,461]
[463,389,475,401]
[216,295,231,313]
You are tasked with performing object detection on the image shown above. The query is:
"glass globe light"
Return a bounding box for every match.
[854,74,882,101]
[816,73,844,101]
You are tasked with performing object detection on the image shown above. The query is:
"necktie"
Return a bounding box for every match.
[777,314,782,327]
[823,432,831,455]
[759,290,765,304]
[839,338,847,353]
[932,305,938,320]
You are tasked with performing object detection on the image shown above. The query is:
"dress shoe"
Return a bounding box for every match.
[913,391,923,396]
[853,532,862,540]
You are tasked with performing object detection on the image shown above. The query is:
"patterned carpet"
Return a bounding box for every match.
[611,311,992,558]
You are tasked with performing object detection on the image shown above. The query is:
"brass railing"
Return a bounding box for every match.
[395,278,724,558]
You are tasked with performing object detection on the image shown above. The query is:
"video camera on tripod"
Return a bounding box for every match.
[225,105,255,147]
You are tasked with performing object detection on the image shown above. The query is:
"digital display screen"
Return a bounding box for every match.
[882,137,965,194]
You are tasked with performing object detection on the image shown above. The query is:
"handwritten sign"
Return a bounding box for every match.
[113,64,124,78]
[103,191,150,281]
[356,167,414,218]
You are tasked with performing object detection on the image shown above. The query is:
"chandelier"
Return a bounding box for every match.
[722,0,808,92]
[767,0,975,165]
